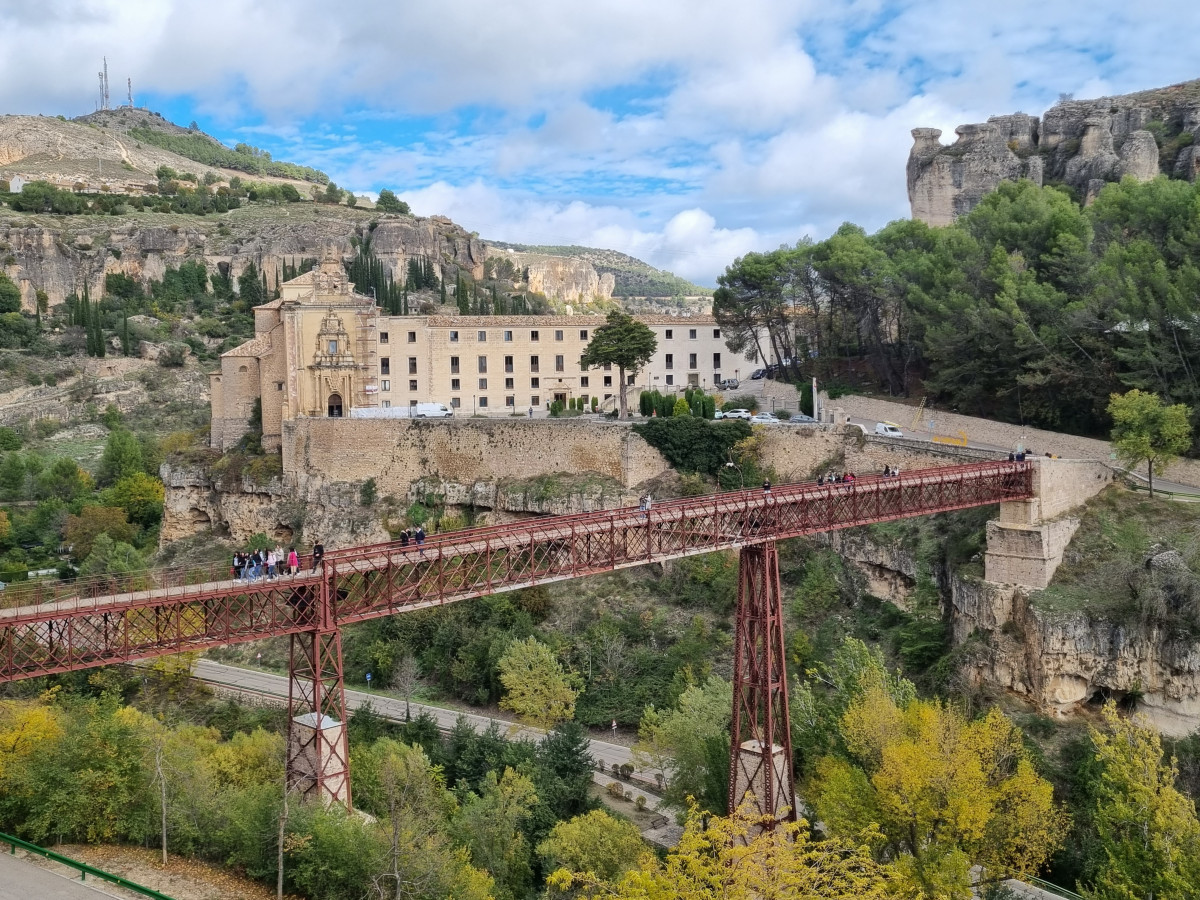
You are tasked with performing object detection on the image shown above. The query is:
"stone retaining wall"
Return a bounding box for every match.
[827,393,1200,487]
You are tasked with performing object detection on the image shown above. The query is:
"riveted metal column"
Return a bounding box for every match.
[728,542,797,827]
[285,562,351,808]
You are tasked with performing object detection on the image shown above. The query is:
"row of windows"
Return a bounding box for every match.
[383,352,722,376]
[381,328,721,344]
[380,371,729,394]
[378,357,420,376]
[383,393,617,411]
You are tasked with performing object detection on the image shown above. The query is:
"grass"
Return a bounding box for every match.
[1033,486,1200,629]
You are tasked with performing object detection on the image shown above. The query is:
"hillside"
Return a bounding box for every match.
[0,108,327,195]
[489,241,712,299]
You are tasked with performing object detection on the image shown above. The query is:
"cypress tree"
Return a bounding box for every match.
[438,276,446,307]
[121,304,130,356]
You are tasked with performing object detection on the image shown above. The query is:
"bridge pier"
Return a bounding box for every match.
[285,565,351,808]
[728,542,798,826]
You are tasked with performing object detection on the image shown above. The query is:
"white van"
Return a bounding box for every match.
[349,403,454,419]
[874,422,903,437]
[412,403,453,418]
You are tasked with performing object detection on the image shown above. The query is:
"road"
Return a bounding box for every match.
[193,659,640,772]
[0,852,126,899]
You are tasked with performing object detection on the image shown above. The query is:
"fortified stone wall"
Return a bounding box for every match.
[828,393,1200,488]
[282,418,671,495]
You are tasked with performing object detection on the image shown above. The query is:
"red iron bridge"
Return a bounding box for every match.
[0,460,1033,822]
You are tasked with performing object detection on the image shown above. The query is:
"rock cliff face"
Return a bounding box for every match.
[908,78,1200,224]
[491,249,615,305]
[835,530,1200,736]
[160,462,637,549]
[0,208,485,311]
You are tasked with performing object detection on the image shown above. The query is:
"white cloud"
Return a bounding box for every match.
[2,0,1199,286]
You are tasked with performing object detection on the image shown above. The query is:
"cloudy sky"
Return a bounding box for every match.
[2,1,1197,285]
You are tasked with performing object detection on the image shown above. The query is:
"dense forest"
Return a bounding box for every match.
[715,176,1200,448]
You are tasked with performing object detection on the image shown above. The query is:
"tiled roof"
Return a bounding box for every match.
[220,336,273,358]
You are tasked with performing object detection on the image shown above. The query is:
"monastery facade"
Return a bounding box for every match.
[210,262,748,452]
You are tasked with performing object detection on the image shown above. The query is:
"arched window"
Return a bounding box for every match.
[327,393,343,417]
[238,365,248,373]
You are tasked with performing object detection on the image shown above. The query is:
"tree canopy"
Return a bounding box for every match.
[713,177,1200,449]
[1108,389,1193,495]
[579,310,657,418]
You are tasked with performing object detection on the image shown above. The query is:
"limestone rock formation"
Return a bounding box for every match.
[908,78,1200,224]
[491,249,616,305]
[0,210,485,311]
[833,528,1200,736]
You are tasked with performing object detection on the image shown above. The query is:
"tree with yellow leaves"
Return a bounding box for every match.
[1087,702,1200,899]
[0,698,62,781]
[809,679,1067,899]
[548,801,895,899]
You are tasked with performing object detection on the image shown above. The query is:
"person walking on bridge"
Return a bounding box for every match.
[311,540,325,573]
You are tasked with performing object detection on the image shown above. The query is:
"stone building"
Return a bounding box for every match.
[210,263,747,451]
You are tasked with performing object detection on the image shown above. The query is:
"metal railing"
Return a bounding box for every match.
[0,830,177,900]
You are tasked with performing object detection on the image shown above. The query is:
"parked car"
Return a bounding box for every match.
[723,408,753,419]
[874,422,904,437]
[713,409,725,419]
[790,413,817,424]
[750,413,780,425]
[717,378,740,390]
[750,369,766,380]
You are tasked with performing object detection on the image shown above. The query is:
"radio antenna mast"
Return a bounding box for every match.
[100,57,110,110]
[127,77,132,108]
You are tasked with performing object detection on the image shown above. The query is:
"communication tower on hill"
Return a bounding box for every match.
[127,78,133,108]
[96,57,110,111]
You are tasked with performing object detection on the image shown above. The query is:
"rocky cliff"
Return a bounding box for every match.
[489,248,615,305]
[834,529,1200,736]
[160,460,638,548]
[0,205,485,310]
[908,78,1200,225]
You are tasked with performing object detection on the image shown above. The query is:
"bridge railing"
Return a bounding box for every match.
[0,556,318,620]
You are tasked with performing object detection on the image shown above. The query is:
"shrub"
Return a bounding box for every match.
[723,394,759,413]
[635,795,647,810]
[776,409,792,420]
[359,477,377,506]
[607,781,624,798]
[632,417,752,475]
[619,763,634,779]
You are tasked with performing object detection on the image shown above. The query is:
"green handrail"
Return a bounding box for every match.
[0,831,177,900]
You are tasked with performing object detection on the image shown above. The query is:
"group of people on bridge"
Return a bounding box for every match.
[232,546,300,581]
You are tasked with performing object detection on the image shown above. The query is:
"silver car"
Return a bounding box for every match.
[723,408,753,420]
[750,413,780,425]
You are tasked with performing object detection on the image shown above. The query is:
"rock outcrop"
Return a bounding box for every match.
[488,248,615,305]
[908,78,1200,224]
[835,528,1200,736]
[0,209,485,311]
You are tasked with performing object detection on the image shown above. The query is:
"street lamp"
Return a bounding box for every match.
[724,460,744,490]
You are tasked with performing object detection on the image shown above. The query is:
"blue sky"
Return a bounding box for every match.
[2,0,1198,285]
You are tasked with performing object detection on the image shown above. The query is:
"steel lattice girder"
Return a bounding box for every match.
[0,461,1033,682]
[728,543,797,824]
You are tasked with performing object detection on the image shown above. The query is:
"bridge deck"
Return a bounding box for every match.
[0,461,1032,681]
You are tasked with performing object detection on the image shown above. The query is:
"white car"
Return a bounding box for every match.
[723,408,753,420]
[874,422,903,437]
[750,413,780,425]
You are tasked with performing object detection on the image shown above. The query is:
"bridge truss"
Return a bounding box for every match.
[0,461,1032,816]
